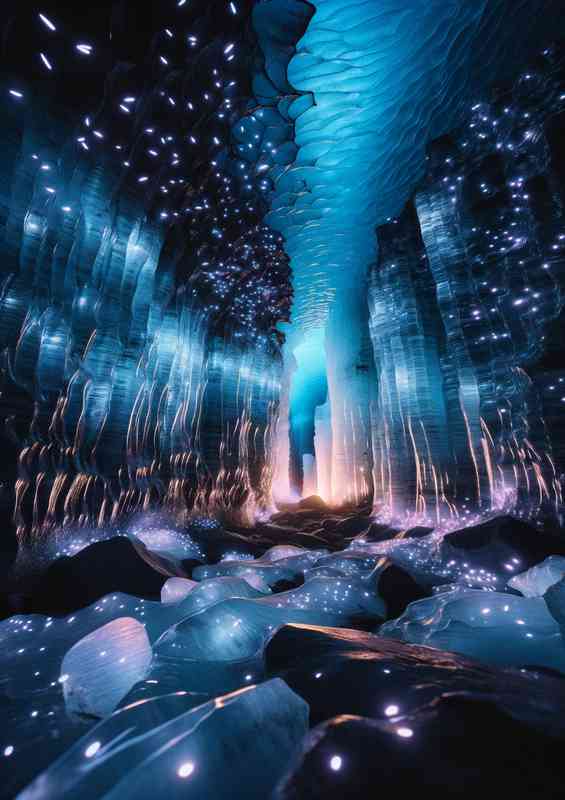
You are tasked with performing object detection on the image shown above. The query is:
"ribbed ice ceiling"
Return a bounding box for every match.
[268,0,565,340]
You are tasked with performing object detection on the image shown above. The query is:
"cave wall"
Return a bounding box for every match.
[369,44,565,521]
[0,0,313,538]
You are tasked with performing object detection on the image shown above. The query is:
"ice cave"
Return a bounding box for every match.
[3,0,565,796]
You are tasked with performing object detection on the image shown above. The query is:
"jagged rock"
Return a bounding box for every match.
[332,516,372,537]
[265,623,565,729]
[403,526,434,539]
[23,538,166,615]
[351,522,400,545]
[445,515,565,568]
[372,515,565,591]
[376,563,430,619]
[298,496,329,511]
[274,700,565,799]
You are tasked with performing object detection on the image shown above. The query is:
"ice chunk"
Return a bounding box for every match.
[20,679,309,800]
[262,576,385,620]
[175,576,267,616]
[161,578,198,604]
[17,691,209,799]
[261,544,312,561]
[508,556,565,598]
[310,552,378,578]
[61,617,152,717]
[0,593,167,699]
[380,588,565,673]
[192,554,314,590]
[153,577,384,695]
[129,527,205,577]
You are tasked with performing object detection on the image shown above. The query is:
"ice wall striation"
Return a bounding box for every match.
[369,44,565,521]
[0,1,312,538]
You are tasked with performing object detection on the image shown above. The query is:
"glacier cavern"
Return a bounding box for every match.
[3,0,565,796]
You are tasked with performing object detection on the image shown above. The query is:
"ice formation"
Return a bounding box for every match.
[61,617,152,717]
[3,0,565,797]
[508,555,565,596]
[380,587,565,672]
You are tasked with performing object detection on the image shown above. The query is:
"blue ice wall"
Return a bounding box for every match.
[0,0,312,537]
[369,47,565,520]
[3,0,565,530]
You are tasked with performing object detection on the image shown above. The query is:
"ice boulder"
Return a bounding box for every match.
[161,578,198,604]
[61,617,152,717]
[129,527,205,577]
[508,556,565,597]
[152,577,385,695]
[20,679,309,800]
[380,588,565,673]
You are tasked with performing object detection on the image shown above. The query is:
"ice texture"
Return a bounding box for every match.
[152,576,384,694]
[275,0,565,509]
[273,0,565,335]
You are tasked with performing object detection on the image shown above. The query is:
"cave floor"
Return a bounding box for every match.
[3,506,565,798]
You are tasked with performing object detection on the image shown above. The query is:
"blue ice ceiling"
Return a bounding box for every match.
[270,0,565,340]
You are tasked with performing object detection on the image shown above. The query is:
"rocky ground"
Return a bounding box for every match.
[2,500,565,798]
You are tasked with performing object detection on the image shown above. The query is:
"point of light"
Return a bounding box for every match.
[39,13,56,31]
[178,761,195,778]
[39,53,53,71]
[330,755,342,771]
[85,741,101,758]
